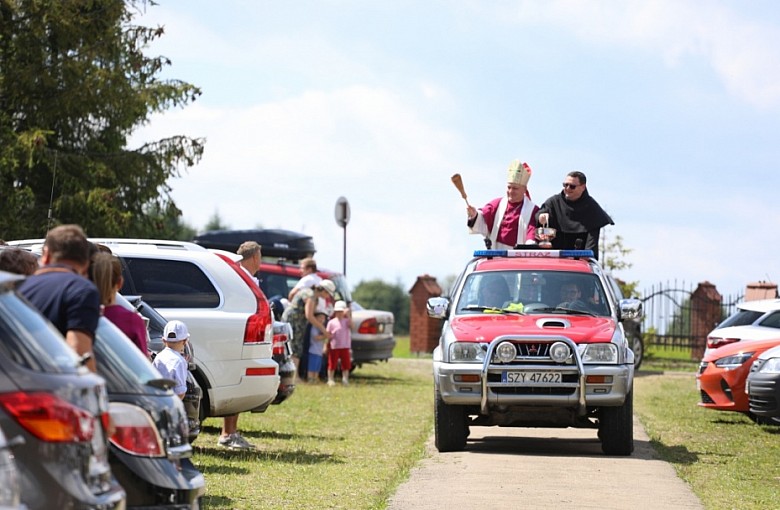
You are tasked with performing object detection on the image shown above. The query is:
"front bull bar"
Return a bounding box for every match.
[479,335,587,416]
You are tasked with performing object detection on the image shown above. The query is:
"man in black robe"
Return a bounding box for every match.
[536,171,613,259]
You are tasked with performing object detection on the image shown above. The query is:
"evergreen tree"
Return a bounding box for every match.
[0,0,203,239]
[352,279,410,335]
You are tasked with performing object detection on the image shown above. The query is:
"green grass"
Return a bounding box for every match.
[392,335,432,360]
[634,373,780,509]
[190,339,779,510]
[193,358,433,509]
[641,344,700,372]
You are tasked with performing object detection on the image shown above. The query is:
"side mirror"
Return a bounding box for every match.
[426,297,450,319]
[619,298,643,321]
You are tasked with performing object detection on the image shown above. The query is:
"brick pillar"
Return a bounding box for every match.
[690,281,722,360]
[409,275,443,354]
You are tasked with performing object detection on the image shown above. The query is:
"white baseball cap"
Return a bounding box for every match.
[333,300,348,312]
[163,320,190,342]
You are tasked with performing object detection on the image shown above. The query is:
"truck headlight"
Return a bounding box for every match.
[758,357,780,374]
[449,342,486,362]
[579,343,618,364]
[494,342,516,363]
[550,342,571,363]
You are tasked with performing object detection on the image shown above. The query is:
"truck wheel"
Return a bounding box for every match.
[631,335,644,370]
[599,389,634,456]
[434,389,467,452]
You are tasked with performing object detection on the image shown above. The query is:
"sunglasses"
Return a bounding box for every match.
[562,183,580,190]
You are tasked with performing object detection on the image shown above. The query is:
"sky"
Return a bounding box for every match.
[130,0,780,298]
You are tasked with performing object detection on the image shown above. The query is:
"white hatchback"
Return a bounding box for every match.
[9,238,279,419]
[705,298,780,357]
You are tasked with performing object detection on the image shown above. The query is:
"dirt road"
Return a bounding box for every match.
[387,415,703,510]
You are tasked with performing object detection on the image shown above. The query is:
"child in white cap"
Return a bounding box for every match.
[326,300,352,386]
[153,320,190,399]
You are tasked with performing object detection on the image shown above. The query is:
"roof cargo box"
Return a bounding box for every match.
[193,229,316,261]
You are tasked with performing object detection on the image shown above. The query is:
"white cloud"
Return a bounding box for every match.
[510,0,780,109]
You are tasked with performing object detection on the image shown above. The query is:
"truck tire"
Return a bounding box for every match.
[434,388,467,452]
[631,334,644,370]
[599,389,634,456]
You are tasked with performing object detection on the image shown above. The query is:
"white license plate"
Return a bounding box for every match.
[501,371,562,384]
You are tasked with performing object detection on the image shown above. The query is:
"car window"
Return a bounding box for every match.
[757,311,780,329]
[0,293,80,373]
[327,274,352,302]
[716,309,764,329]
[258,272,296,300]
[121,257,220,308]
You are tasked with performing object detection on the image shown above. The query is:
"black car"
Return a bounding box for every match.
[120,294,203,441]
[747,343,780,425]
[0,271,126,510]
[94,317,206,508]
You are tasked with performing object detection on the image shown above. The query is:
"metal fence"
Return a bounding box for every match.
[640,281,743,355]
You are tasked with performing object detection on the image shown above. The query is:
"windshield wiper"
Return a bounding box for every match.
[555,307,597,317]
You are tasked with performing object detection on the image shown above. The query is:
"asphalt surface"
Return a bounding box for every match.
[387,414,703,510]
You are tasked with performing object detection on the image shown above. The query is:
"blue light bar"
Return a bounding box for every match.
[474,249,595,259]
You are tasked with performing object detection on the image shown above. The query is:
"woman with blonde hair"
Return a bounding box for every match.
[90,251,149,356]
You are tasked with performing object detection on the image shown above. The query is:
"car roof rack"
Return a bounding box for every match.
[193,229,316,261]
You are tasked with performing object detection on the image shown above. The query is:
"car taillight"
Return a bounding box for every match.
[0,392,95,442]
[273,333,287,355]
[357,318,379,335]
[244,313,273,344]
[214,253,274,344]
[707,336,740,349]
[108,402,164,457]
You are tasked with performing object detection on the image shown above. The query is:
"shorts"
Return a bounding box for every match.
[308,354,323,374]
[328,348,351,372]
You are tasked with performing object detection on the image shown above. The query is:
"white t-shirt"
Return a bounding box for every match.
[293,273,330,313]
[292,273,322,292]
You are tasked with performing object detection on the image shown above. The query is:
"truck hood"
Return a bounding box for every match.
[450,314,617,344]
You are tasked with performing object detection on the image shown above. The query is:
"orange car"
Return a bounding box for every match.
[697,337,780,415]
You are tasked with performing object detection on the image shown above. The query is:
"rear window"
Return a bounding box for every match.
[716,309,764,329]
[258,271,297,300]
[120,257,220,309]
[757,311,780,329]
[0,292,80,373]
[93,318,164,394]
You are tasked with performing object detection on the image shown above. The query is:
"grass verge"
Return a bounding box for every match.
[634,372,780,509]
[193,338,779,509]
[641,344,699,372]
[194,357,433,509]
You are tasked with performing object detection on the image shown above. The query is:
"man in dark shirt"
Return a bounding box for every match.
[18,224,100,372]
[536,171,613,259]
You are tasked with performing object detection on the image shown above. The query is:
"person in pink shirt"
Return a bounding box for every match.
[326,300,352,386]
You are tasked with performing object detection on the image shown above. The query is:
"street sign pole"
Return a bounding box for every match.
[334,197,351,276]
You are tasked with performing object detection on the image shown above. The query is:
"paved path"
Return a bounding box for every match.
[387,415,703,510]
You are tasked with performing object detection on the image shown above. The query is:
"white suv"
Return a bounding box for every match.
[10,238,279,420]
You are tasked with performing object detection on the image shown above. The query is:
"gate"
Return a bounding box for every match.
[640,281,743,359]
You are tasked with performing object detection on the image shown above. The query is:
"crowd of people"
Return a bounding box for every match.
[466,160,613,259]
[0,226,354,453]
